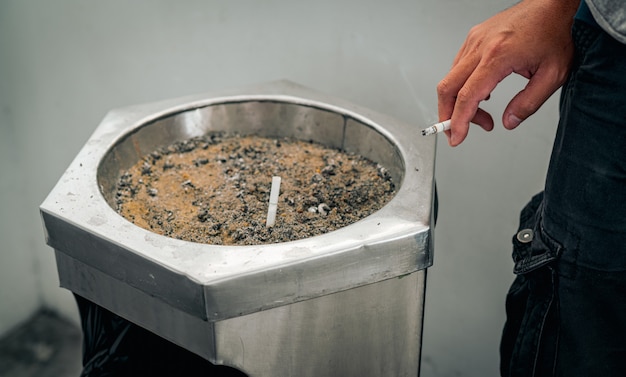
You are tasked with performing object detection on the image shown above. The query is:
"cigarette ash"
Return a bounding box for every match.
[115,132,396,246]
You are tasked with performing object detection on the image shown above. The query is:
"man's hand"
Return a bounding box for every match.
[437,0,580,146]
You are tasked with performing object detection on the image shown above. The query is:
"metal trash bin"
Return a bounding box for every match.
[40,80,436,376]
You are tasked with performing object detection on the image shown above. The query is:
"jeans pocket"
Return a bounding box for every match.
[501,194,563,377]
[512,224,563,275]
[501,267,559,377]
[511,193,563,275]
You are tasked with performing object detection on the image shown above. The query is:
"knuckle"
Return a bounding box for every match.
[455,85,476,104]
[467,25,483,42]
[553,66,571,86]
[436,78,453,97]
[518,100,540,116]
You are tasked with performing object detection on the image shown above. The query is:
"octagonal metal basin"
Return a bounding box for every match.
[40,80,436,376]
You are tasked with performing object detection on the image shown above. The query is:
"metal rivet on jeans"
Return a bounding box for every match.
[516,229,533,243]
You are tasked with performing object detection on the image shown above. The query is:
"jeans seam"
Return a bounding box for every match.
[530,267,558,377]
[535,298,550,377]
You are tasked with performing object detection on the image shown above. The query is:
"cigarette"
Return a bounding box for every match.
[266,176,281,228]
[421,119,451,136]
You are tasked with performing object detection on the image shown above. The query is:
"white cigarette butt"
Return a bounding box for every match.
[266,176,281,227]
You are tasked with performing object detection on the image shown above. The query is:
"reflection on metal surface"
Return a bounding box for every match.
[215,271,426,376]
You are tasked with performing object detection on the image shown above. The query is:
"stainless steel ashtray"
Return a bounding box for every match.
[40,80,436,376]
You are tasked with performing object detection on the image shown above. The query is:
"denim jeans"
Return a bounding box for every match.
[500,17,626,377]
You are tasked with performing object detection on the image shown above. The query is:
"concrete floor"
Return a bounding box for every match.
[0,310,83,377]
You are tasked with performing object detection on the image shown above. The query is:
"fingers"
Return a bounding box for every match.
[473,107,495,132]
[438,30,485,122]
[444,107,494,146]
[439,60,507,146]
[438,58,476,122]
[502,68,565,129]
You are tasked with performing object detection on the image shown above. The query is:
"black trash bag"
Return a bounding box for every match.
[74,295,247,377]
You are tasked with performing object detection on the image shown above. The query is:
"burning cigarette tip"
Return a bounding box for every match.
[421,119,451,136]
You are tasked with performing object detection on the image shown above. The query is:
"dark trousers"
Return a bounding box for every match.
[500,17,626,377]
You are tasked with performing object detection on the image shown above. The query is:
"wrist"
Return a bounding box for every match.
[518,0,581,27]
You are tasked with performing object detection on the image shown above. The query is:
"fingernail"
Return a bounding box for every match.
[449,133,458,147]
[507,114,522,129]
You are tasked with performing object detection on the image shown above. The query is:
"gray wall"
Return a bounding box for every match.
[0,1,559,376]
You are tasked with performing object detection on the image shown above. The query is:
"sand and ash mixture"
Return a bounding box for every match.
[115,133,396,245]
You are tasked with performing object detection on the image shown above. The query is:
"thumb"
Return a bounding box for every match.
[503,71,562,130]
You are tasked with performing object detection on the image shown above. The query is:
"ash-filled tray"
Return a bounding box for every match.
[115,132,396,245]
